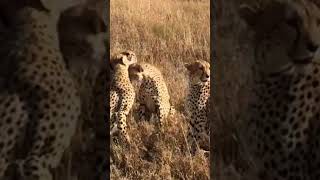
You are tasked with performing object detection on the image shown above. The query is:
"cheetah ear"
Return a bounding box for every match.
[129,64,143,73]
[135,64,144,73]
[24,0,49,12]
[239,4,258,27]
[95,17,107,33]
[91,10,107,33]
[119,56,127,66]
[185,62,201,73]
[71,7,107,33]
[239,3,288,34]
[283,2,299,25]
[111,54,126,68]
[113,55,126,66]
[122,50,137,63]
[77,0,107,33]
[185,63,194,72]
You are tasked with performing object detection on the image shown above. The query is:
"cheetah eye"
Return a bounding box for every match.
[122,52,130,56]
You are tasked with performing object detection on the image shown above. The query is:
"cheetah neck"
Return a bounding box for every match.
[189,81,210,93]
[188,81,210,108]
[18,24,58,44]
[113,65,131,86]
[12,8,59,47]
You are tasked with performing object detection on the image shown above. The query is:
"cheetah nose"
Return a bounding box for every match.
[307,42,318,52]
[205,75,209,78]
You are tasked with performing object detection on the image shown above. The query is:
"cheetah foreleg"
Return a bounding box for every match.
[114,91,135,142]
[115,112,131,143]
[187,127,198,155]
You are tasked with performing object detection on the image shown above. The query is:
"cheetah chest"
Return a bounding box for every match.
[248,70,320,176]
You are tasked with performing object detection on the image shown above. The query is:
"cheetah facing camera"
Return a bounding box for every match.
[185,60,210,155]
[0,0,82,179]
[239,0,320,74]
[239,1,320,179]
[129,63,175,130]
[110,50,137,143]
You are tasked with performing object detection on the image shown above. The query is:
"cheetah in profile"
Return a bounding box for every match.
[58,3,108,180]
[0,0,82,179]
[129,63,175,129]
[110,50,137,143]
[184,60,210,155]
[239,1,320,179]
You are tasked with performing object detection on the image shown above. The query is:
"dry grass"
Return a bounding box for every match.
[111,0,210,179]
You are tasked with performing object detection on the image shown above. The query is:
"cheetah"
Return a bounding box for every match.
[184,60,210,155]
[110,50,137,143]
[58,4,108,180]
[0,0,82,179]
[128,63,175,129]
[239,1,320,179]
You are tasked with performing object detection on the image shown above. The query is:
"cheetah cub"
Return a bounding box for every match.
[129,63,175,129]
[185,60,210,155]
[110,50,137,143]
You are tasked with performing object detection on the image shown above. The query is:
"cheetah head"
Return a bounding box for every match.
[239,1,320,67]
[288,0,320,61]
[185,60,210,83]
[110,50,137,70]
[0,0,84,27]
[59,3,107,81]
[128,63,144,82]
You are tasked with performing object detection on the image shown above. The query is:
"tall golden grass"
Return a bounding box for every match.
[111,0,210,179]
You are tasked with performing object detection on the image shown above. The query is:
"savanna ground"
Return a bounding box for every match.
[111,0,210,179]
